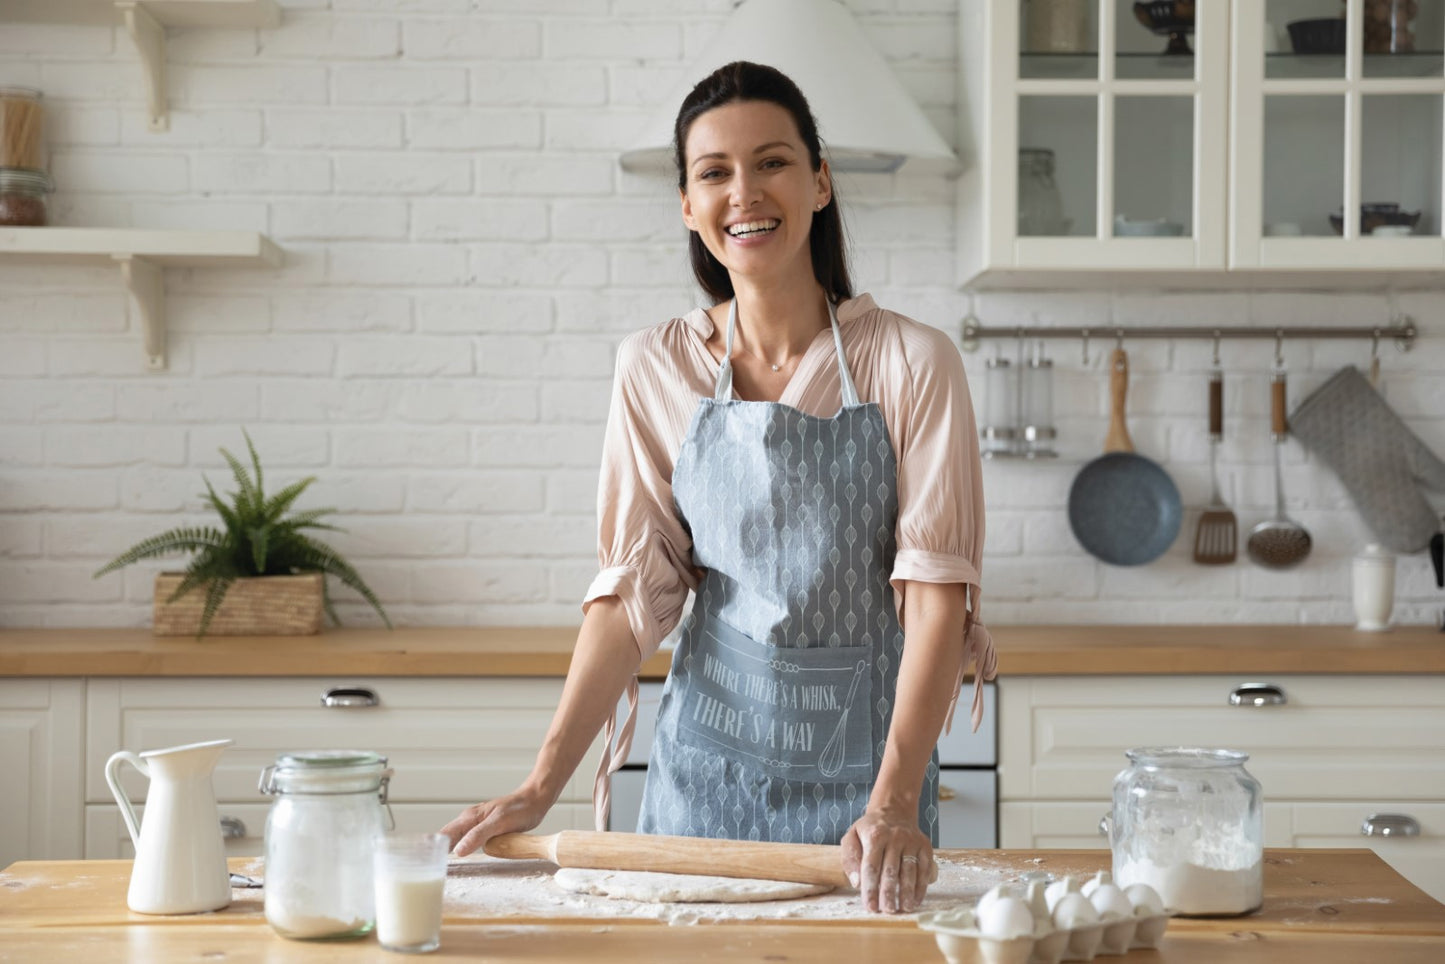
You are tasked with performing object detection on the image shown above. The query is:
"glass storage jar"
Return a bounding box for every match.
[1361,0,1416,53]
[0,168,52,226]
[259,750,393,941]
[1108,747,1263,917]
[0,86,45,171]
[1018,148,1067,236]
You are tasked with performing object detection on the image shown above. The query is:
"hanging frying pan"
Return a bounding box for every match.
[1068,348,1182,566]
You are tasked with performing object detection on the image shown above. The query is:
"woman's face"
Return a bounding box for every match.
[680,100,831,288]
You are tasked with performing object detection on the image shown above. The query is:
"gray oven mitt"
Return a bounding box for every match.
[1289,366,1445,553]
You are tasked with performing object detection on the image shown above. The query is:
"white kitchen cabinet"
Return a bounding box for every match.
[84,677,604,859]
[997,675,1445,901]
[0,680,84,867]
[957,1,1445,287]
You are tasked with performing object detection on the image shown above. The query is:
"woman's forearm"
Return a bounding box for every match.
[522,595,643,806]
[867,580,969,814]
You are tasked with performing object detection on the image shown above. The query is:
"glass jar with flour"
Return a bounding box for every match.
[259,750,393,940]
[1108,747,1263,917]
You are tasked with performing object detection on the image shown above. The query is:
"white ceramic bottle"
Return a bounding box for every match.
[1352,544,1396,632]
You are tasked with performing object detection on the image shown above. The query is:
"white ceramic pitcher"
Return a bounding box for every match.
[105,738,234,915]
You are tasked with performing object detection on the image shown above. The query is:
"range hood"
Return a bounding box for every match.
[618,0,960,176]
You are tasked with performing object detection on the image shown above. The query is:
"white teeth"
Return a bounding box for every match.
[727,219,779,237]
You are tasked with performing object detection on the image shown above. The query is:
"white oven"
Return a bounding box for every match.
[609,680,998,847]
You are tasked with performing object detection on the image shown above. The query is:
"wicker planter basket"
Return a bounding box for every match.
[153,572,324,637]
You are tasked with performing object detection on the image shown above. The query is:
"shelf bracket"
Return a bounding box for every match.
[117,2,169,132]
[114,254,167,371]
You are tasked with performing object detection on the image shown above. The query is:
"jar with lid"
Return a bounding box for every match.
[0,86,46,171]
[1018,148,1067,236]
[1360,0,1416,53]
[1023,0,1089,53]
[1020,344,1056,459]
[1108,747,1263,917]
[259,750,393,941]
[0,168,52,226]
[980,356,1018,458]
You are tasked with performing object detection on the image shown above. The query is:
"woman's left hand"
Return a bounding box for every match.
[840,806,937,913]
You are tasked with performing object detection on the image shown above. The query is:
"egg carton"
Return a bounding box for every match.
[916,872,1170,964]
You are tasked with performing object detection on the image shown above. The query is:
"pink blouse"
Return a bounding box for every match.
[583,293,996,735]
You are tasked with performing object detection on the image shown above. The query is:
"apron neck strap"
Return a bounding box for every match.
[716,298,860,407]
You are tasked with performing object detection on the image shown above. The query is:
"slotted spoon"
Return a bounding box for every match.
[1246,368,1313,569]
[1194,368,1237,564]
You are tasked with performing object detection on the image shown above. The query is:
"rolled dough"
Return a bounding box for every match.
[551,868,834,903]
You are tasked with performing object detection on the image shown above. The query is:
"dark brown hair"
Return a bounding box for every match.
[673,61,852,306]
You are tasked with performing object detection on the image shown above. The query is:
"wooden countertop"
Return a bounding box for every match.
[2,850,1442,962]
[2,624,1443,678]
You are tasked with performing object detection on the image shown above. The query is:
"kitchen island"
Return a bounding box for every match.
[3,849,1443,962]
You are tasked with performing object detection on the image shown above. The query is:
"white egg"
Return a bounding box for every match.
[1051,892,1101,930]
[975,883,1018,917]
[1124,882,1166,917]
[1043,876,1078,912]
[976,895,1036,941]
[1087,883,1134,921]
[1079,870,1112,898]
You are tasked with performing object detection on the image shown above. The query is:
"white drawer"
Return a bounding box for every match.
[618,681,996,766]
[87,678,603,807]
[84,801,597,860]
[1273,801,1445,903]
[999,676,1445,802]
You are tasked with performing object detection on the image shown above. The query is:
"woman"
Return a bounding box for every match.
[444,61,994,915]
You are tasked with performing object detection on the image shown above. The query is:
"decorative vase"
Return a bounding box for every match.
[152,572,324,637]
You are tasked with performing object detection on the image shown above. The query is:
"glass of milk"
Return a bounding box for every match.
[373,832,449,953]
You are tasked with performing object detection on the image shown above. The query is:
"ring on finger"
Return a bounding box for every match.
[901,855,919,865]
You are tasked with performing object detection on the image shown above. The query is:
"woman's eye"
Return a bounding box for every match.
[762,158,786,169]
[698,168,725,181]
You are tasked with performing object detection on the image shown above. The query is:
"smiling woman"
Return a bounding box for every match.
[443,61,995,920]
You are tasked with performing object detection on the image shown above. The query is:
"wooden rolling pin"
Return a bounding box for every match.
[484,830,851,889]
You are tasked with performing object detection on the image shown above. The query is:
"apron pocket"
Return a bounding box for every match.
[674,611,874,784]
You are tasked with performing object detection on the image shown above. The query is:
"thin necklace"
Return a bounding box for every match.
[733,304,811,374]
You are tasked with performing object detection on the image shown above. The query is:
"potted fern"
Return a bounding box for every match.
[95,431,391,639]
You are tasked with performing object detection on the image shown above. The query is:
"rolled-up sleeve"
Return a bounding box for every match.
[887,323,996,731]
[582,331,697,661]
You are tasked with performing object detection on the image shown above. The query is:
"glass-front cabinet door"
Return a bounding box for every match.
[957,1,1228,284]
[1231,0,1445,269]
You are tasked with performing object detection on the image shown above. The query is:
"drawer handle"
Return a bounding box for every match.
[1361,813,1421,838]
[321,686,379,708]
[1229,683,1286,707]
[938,785,957,802]
[220,816,247,840]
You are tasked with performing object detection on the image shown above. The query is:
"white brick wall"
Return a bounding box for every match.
[1,1,1442,631]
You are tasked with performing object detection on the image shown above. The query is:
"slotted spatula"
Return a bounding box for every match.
[1193,368,1237,564]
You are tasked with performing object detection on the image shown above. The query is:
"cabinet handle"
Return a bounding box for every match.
[1361,813,1421,838]
[321,686,379,708]
[938,785,957,802]
[1229,683,1287,707]
[220,816,247,840]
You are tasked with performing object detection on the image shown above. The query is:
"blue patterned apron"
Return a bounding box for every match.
[636,299,940,845]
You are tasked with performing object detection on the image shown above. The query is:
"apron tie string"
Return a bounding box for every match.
[593,675,639,830]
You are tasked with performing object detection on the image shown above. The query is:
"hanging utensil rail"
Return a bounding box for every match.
[961,320,1416,353]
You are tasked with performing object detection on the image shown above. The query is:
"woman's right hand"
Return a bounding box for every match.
[442,786,551,857]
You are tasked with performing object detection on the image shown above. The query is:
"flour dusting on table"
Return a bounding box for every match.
[442,853,1017,924]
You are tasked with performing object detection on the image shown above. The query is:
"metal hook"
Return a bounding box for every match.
[1211,329,1221,368]
[1274,329,1285,369]
[1371,329,1381,359]
[1115,328,1125,351]
[1081,328,1090,365]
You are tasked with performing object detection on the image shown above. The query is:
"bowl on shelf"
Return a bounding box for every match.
[1133,0,1195,56]
[1114,215,1185,237]
[1328,203,1421,236]
[1287,17,1346,55]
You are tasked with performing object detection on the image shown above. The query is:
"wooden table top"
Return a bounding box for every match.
[3,850,1443,962]
[3,623,1443,678]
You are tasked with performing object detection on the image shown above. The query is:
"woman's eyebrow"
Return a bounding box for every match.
[691,141,798,166]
